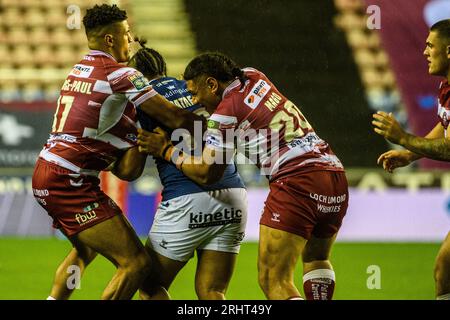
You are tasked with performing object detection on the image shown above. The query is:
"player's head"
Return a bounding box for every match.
[83,4,132,63]
[128,38,167,80]
[424,19,450,77]
[183,52,244,111]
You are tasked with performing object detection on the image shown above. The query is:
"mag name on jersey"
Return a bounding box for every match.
[61,79,93,95]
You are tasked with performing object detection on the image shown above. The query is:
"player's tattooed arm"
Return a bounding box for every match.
[373,111,450,161]
[139,94,206,135]
[111,146,147,181]
[400,134,450,161]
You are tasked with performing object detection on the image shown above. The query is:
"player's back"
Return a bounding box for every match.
[209,68,344,180]
[41,50,155,174]
[137,76,244,201]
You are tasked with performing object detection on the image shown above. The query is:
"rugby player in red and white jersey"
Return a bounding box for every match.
[138,52,349,300]
[373,19,450,300]
[31,4,203,300]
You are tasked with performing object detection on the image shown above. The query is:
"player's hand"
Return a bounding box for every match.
[137,127,172,158]
[377,150,413,173]
[372,111,407,145]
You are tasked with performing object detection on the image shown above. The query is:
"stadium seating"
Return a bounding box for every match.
[124,0,197,78]
[0,0,196,102]
[184,0,388,167]
[333,0,405,119]
[0,0,93,102]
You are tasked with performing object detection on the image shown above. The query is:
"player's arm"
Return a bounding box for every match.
[373,111,450,162]
[400,121,445,162]
[110,146,147,181]
[139,94,206,134]
[399,128,450,161]
[137,128,228,185]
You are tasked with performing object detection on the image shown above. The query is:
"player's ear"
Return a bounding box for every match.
[206,77,218,93]
[104,33,114,48]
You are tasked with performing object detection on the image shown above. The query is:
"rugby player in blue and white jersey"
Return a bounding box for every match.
[128,42,247,300]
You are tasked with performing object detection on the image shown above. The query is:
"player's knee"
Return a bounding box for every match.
[78,250,97,267]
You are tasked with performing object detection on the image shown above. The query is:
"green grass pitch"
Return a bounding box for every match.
[0,238,440,300]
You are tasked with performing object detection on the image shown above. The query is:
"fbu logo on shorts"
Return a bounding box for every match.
[75,211,97,225]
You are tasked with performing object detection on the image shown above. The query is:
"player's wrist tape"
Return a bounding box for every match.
[162,144,174,162]
[163,146,186,171]
[174,152,186,171]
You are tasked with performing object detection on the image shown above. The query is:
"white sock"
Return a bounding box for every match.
[436,293,450,300]
[303,269,336,282]
[46,296,56,300]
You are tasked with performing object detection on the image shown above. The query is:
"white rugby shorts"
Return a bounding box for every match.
[148,188,247,262]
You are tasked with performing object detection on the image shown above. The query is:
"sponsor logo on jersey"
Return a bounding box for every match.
[70,64,94,78]
[438,104,449,129]
[244,79,271,109]
[161,202,170,208]
[207,120,220,129]
[128,73,147,90]
[75,210,98,225]
[271,212,280,222]
[126,133,137,142]
[205,134,221,148]
[159,239,168,249]
[188,208,243,229]
[83,202,99,213]
[207,119,235,132]
[233,232,245,245]
[32,188,49,197]
[49,133,77,143]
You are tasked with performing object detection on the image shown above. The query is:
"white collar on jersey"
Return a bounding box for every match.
[222,79,242,99]
[88,50,117,62]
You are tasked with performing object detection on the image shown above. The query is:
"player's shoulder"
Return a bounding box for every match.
[150,76,184,89]
[439,79,450,100]
[242,67,266,78]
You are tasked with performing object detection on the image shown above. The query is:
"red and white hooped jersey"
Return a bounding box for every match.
[205,68,344,181]
[40,50,157,175]
[437,80,450,134]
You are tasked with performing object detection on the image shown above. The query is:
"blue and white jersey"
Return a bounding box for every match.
[137,77,245,201]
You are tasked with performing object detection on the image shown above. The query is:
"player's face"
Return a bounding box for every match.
[186,77,222,112]
[111,20,133,63]
[423,31,450,77]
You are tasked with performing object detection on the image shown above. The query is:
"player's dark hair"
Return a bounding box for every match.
[183,52,246,88]
[128,38,167,78]
[83,4,127,36]
[431,19,450,44]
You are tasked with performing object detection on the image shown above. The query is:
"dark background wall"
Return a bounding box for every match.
[184,0,387,167]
